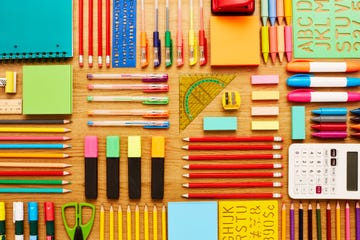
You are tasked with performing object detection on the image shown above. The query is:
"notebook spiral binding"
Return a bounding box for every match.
[0,52,69,62]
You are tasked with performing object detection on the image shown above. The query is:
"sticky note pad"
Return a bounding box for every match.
[292,106,306,140]
[23,65,72,114]
[252,91,280,100]
[292,0,359,58]
[251,75,279,85]
[251,107,279,116]
[210,16,260,66]
[219,200,278,240]
[168,202,218,240]
[203,117,237,131]
[252,121,279,130]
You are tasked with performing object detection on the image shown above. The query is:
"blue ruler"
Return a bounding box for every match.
[112,0,137,68]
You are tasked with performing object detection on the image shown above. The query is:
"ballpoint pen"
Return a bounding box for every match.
[87,96,169,104]
[288,89,360,102]
[87,73,168,82]
[87,84,169,93]
[287,74,360,87]
[140,0,149,68]
[176,0,184,66]
[88,109,169,118]
[28,202,38,240]
[165,0,173,67]
[198,0,207,66]
[287,60,360,72]
[153,0,161,67]
[88,120,170,129]
[188,0,197,65]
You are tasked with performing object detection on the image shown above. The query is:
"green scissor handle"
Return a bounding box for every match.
[61,202,95,240]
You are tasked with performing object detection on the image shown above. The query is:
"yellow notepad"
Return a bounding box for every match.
[210,16,260,66]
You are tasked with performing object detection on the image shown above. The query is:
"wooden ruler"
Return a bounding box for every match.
[0,99,22,114]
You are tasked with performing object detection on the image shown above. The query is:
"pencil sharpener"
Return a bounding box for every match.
[222,91,241,110]
[212,0,255,15]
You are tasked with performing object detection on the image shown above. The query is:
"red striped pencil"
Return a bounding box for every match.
[182,182,283,188]
[182,144,282,150]
[183,136,283,142]
[0,171,70,176]
[97,0,103,67]
[182,193,282,199]
[0,136,71,141]
[105,0,111,67]
[79,0,84,67]
[183,172,282,178]
[88,0,94,67]
[183,163,283,170]
[183,154,282,160]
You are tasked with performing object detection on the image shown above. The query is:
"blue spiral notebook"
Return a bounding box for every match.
[0,0,73,60]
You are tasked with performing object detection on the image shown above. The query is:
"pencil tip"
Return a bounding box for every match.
[182,145,188,150]
[63,171,71,176]
[183,164,189,169]
[63,120,71,124]
[181,194,189,198]
[182,183,189,188]
[62,180,71,185]
[183,137,189,142]
[63,189,72,193]
[182,173,189,178]
[63,136,71,140]
[182,156,189,160]
[64,128,71,132]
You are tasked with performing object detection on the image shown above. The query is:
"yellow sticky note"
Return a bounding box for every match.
[252,121,279,130]
[252,91,279,100]
[219,200,278,240]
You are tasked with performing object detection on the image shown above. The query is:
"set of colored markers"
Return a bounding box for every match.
[0,201,55,239]
[0,119,72,194]
[87,73,169,129]
[181,136,283,199]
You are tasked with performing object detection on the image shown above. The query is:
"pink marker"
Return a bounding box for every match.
[312,131,347,139]
[285,25,292,62]
[269,26,278,64]
[288,89,360,102]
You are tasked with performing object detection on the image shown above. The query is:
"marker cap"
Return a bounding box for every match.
[28,202,38,221]
[85,136,98,158]
[106,136,120,158]
[44,202,54,221]
[0,202,4,221]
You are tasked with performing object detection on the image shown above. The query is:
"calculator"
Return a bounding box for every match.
[288,143,360,199]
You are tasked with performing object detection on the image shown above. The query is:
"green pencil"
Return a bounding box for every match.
[316,202,322,240]
[0,188,71,193]
[0,179,70,185]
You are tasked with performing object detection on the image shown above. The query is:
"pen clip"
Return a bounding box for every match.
[140,32,149,68]
[143,121,170,129]
[188,29,197,66]
[165,31,173,67]
[142,97,169,105]
[153,31,161,67]
[143,110,169,118]
[143,84,169,93]
[199,30,207,66]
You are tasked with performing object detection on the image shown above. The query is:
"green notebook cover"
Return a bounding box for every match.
[292,0,360,58]
[0,0,73,60]
[23,65,73,115]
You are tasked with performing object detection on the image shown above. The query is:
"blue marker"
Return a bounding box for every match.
[268,0,277,26]
[312,108,347,116]
[28,202,38,240]
[287,74,360,87]
[351,108,360,115]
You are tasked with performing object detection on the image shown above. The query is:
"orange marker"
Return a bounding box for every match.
[269,26,277,64]
[287,60,360,73]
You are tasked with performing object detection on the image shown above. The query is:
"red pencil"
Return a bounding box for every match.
[97,0,103,67]
[183,163,283,170]
[183,136,283,142]
[182,193,282,199]
[88,0,94,67]
[105,0,111,67]
[182,144,282,150]
[311,123,347,131]
[0,171,70,176]
[0,136,71,141]
[183,172,282,178]
[183,154,283,160]
[182,182,283,188]
[79,0,84,67]
[326,202,332,240]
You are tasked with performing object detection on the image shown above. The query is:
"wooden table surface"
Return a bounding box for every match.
[0,0,360,239]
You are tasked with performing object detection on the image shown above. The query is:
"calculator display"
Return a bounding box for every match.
[347,152,358,191]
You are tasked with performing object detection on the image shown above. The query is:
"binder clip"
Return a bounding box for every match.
[211,0,255,15]
[0,71,16,94]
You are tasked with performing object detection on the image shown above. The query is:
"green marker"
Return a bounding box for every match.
[13,202,24,240]
[165,0,173,67]
[28,202,38,240]
[0,202,5,240]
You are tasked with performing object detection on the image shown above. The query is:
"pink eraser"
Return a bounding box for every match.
[85,136,98,157]
[251,75,279,85]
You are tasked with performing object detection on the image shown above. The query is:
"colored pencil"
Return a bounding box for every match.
[118,205,123,240]
[97,0,103,68]
[0,162,71,168]
[0,136,71,141]
[183,136,283,142]
[162,205,166,240]
[290,203,294,240]
[183,154,282,160]
[299,202,303,240]
[182,144,282,150]
[336,201,341,240]
[182,182,282,188]
[0,119,70,124]
[144,204,149,240]
[79,0,84,67]
[356,202,360,240]
[326,203,332,240]
[0,171,70,176]
[183,172,282,178]
[182,193,282,199]
[346,201,350,240]
[0,143,71,149]
[110,205,114,240]
[0,179,70,185]
[135,205,140,240]
[88,0,93,67]
[281,203,286,240]
[127,205,131,240]
[316,202,322,240]
[183,163,283,170]
[0,153,69,158]
[105,0,111,67]
[308,203,313,240]
[0,127,71,133]
[100,205,105,240]
[0,188,71,193]
[153,205,158,240]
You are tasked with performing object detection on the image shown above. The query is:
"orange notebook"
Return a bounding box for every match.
[210,16,260,66]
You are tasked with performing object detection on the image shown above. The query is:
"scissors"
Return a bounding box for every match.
[61,202,95,240]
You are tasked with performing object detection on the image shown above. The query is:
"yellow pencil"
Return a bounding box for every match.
[100,204,105,240]
[162,205,167,240]
[118,205,123,240]
[135,205,140,240]
[281,203,286,240]
[336,201,340,240]
[127,205,132,240]
[0,153,69,158]
[144,204,149,240]
[110,205,114,240]
[153,205,158,240]
[0,127,71,133]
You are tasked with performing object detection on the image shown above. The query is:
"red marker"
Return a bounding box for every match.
[311,123,347,131]
[44,202,55,240]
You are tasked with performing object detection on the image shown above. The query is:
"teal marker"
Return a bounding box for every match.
[28,202,38,240]
[312,107,347,116]
[0,202,5,240]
